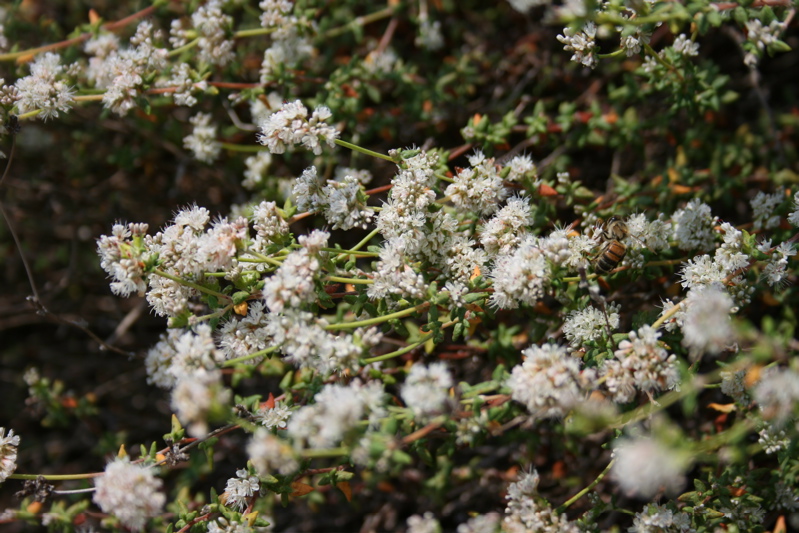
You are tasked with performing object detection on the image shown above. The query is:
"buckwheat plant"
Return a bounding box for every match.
[2,1,799,532]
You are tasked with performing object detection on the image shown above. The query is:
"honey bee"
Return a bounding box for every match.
[593,216,628,275]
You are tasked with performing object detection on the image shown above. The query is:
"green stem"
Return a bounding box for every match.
[168,37,200,57]
[334,139,395,162]
[152,269,231,301]
[327,275,373,285]
[9,472,102,481]
[234,27,276,38]
[555,460,614,513]
[643,43,685,82]
[324,303,427,331]
[364,331,435,363]
[338,228,381,255]
[597,49,626,59]
[650,300,684,331]
[322,5,399,39]
[194,304,234,323]
[222,346,279,367]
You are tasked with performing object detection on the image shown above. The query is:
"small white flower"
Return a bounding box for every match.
[0,427,20,483]
[223,468,260,511]
[93,458,165,531]
[611,434,690,498]
[672,34,699,57]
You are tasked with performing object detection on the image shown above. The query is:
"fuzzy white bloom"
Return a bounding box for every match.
[751,190,783,230]
[762,241,796,287]
[626,213,671,253]
[456,513,501,533]
[262,231,327,313]
[672,199,716,251]
[265,310,378,374]
[160,62,207,107]
[787,191,799,227]
[287,380,386,448]
[218,301,270,362]
[480,196,533,256]
[147,325,225,388]
[93,458,165,531]
[251,200,288,242]
[563,304,619,347]
[611,435,690,498]
[445,151,508,216]
[322,174,375,230]
[601,326,680,404]
[14,52,74,120]
[253,401,292,430]
[222,469,260,512]
[503,470,580,532]
[489,236,551,309]
[759,425,789,455]
[504,154,538,183]
[746,19,786,53]
[97,222,152,297]
[753,366,799,425]
[191,0,235,66]
[183,112,221,163]
[507,344,592,418]
[248,428,299,476]
[620,27,651,57]
[416,18,444,51]
[629,503,693,533]
[367,241,430,302]
[672,34,699,56]
[407,512,441,533]
[258,100,339,155]
[0,427,20,483]
[242,151,273,189]
[401,362,454,419]
[89,21,168,116]
[682,286,735,357]
[171,369,231,437]
[556,22,598,68]
[720,369,749,404]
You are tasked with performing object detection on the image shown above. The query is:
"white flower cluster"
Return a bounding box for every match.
[169,0,234,66]
[87,21,168,115]
[681,285,735,357]
[750,190,783,230]
[171,367,230,437]
[183,112,222,163]
[480,196,533,256]
[259,0,313,81]
[611,434,690,498]
[556,22,598,69]
[263,230,327,313]
[242,151,273,190]
[258,100,339,155]
[97,222,152,297]
[287,379,386,448]
[0,427,20,483]
[218,301,270,362]
[753,366,799,425]
[292,166,375,230]
[563,304,620,347]
[489,236,551,309]
[160,62,207,107]
[248,428,299,476]
[401,362,454,420]
[629,503,693,533]
[93,458,165,531]
[252,401,292,430]
[13,52,74,120]
[601,326,680,403]
[222,468,260,511]
[672,34,699,57]
[744,18,786,67]
[445,150,508,216]
[504,154,538,183]
[761,240,796,287]
[265,310,381,375]
[672,199,717,251]
[502,470,580,533]
[507,344,593,418]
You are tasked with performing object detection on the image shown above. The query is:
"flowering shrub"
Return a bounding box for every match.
[1,0,799,532]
